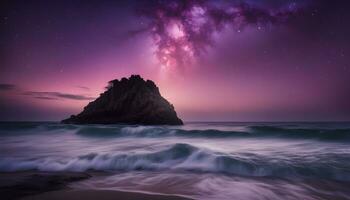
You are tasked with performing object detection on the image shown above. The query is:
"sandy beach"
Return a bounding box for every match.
[22,189,192,200]
[0,171,90,200]
[0,171,192,200]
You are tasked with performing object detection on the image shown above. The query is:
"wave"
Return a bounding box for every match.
[0,122,79,135]
[76,125,350,142]
[249,125,350,141]
[68,125,248,138]
[1,143,349,181]
[1,122,350,142]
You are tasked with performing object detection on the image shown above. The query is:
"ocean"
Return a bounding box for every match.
[1,122,350,200]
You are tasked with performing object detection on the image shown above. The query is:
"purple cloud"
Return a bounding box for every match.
[23,91,95,101]
[0,84,16,91]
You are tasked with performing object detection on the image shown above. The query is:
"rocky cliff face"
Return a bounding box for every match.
[62,75,183,125]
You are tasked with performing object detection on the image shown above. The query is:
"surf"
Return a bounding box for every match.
[1,122,350,142]
[1,142,349,182]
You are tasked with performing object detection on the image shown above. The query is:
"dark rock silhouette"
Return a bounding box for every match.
[62,75,183,125]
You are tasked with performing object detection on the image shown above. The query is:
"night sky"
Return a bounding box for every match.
[1,0,349,121]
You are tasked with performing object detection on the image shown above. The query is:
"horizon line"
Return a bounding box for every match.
[0,120,349,123]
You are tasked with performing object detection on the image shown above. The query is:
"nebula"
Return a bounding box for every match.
[134,0,304,71]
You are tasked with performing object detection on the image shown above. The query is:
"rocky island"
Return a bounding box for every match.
[62,75,183,125]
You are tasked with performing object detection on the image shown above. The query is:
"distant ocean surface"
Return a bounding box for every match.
[1,122,350,200]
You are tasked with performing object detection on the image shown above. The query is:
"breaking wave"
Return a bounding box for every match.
[0,122,350,142]
[1,122,350,141]
[55,124,350,141]
[1,143,349,181]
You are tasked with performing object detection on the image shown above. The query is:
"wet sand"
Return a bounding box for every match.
[22,189,192,200]
[0,171,192,200]
[0,171,90,200]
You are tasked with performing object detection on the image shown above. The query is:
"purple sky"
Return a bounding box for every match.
[1,0,350,121]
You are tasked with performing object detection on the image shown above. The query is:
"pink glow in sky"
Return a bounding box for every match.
[1,0,350,121]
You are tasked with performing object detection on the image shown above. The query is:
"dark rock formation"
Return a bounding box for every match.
[0,172,90,200]
[62,75,183,125]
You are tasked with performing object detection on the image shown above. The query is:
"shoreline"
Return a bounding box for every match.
[21,189,193,200]
[0,171,193,200]
[0,171,91,200]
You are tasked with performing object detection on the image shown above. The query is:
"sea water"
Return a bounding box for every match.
[1,122,350,199]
